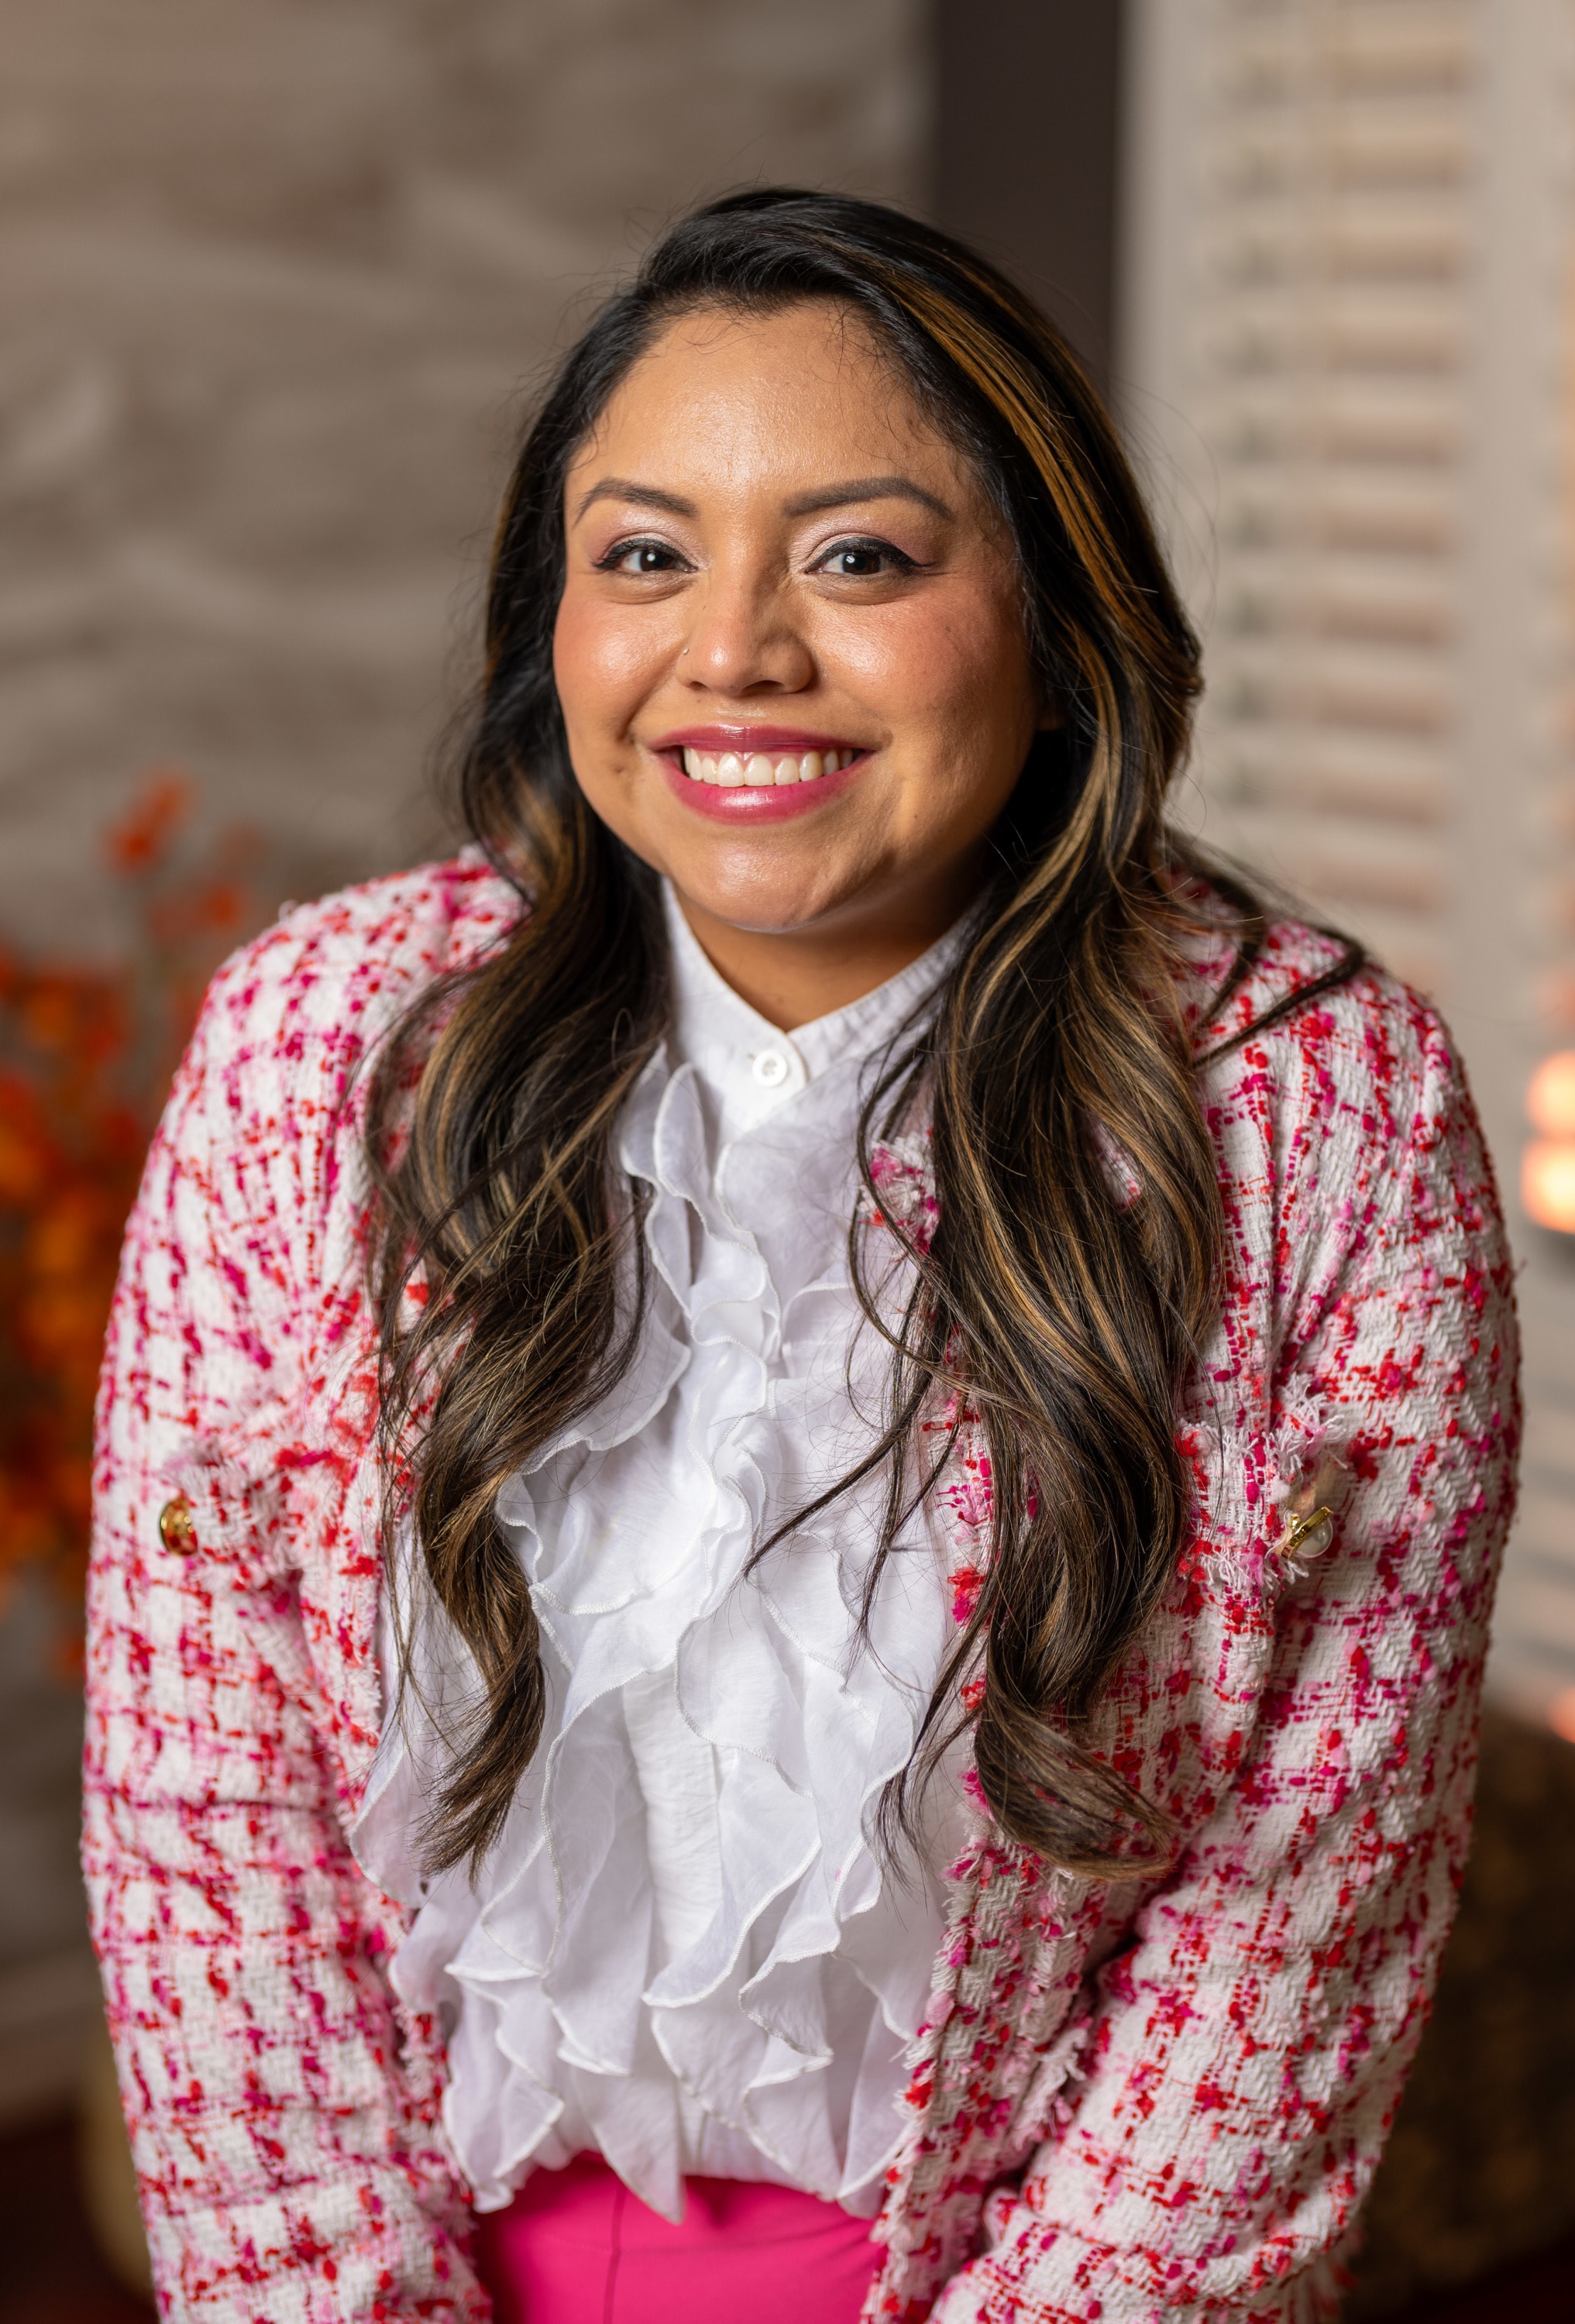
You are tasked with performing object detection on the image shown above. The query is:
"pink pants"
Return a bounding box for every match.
[476,2153,882,2323]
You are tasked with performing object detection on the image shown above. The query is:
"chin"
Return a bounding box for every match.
[672,868,845,937]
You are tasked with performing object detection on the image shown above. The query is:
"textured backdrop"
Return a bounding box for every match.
[0,0,928,953]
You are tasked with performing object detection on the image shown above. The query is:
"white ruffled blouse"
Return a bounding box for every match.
[351,889,970,2223]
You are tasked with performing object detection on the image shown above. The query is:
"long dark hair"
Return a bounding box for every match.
[368,188,1350,1880]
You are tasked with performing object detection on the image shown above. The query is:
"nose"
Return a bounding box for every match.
[678,566,814,696]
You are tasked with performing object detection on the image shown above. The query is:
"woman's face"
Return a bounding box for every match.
[554,300,1044,1019]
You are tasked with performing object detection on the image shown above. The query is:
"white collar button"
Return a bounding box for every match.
[751,1047,792,1088]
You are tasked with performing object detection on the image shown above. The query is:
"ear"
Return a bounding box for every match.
[1036,691,1066,733]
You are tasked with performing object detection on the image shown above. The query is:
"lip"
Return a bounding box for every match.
[652,742,869,823]
[649,724,873,755]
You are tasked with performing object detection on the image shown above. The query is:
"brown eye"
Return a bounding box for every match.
[597,538,687,576]
[813,538,918,579]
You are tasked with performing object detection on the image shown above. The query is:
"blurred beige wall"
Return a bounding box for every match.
[0,0,929,951]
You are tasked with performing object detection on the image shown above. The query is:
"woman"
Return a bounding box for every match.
[85,191,1518,2323]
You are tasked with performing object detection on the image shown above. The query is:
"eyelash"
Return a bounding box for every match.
[591,535,926,579]
[593,538,687,576]
[813,537,922,579]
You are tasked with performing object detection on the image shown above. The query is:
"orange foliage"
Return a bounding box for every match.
[0,772,267,1643]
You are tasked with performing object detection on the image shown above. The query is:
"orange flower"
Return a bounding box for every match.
[0,768,276,1638]
[104,767,191,875]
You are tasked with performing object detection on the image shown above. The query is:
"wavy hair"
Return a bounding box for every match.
[367,189,1357,1879]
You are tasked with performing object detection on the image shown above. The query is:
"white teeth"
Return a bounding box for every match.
[676,745,858,786]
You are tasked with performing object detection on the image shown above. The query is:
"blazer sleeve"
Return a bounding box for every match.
[931,1019,1520,2323]
[82,954,483,2322]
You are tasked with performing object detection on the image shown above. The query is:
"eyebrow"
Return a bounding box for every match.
[780,475,954,521]
[574,479,699,522]
[572,473,954,524]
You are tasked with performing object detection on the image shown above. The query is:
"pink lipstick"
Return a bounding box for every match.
[648,726,874,823]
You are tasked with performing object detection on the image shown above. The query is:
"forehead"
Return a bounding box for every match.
[567,301,968,500]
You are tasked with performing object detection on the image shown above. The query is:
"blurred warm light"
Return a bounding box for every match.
[1527,1050,1575,1136]
[1549,1687,1575,1745]
[1522,1139,1575,1232]
[1522,1053,1575,1231]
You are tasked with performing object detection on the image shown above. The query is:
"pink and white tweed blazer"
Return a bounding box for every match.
[85,857,1519,2324]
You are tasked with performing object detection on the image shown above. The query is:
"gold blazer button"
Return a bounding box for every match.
[157,1495,198,1556]
[1283,1504,1336,1559]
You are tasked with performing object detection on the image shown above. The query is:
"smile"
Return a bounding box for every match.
[680,746,861,788]
[652,732,871,823]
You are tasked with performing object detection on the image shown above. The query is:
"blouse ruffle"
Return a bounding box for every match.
[351,912,967,2223]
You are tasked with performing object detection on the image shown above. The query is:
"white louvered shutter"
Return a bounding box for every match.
[1120,0,1575,1722]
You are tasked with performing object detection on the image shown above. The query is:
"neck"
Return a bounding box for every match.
[671,862,985,1030]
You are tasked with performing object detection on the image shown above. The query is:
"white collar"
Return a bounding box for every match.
[661,881,971,1144]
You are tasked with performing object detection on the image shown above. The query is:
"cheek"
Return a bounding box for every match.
[825,584,1032,745]
[552,590,664,731]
